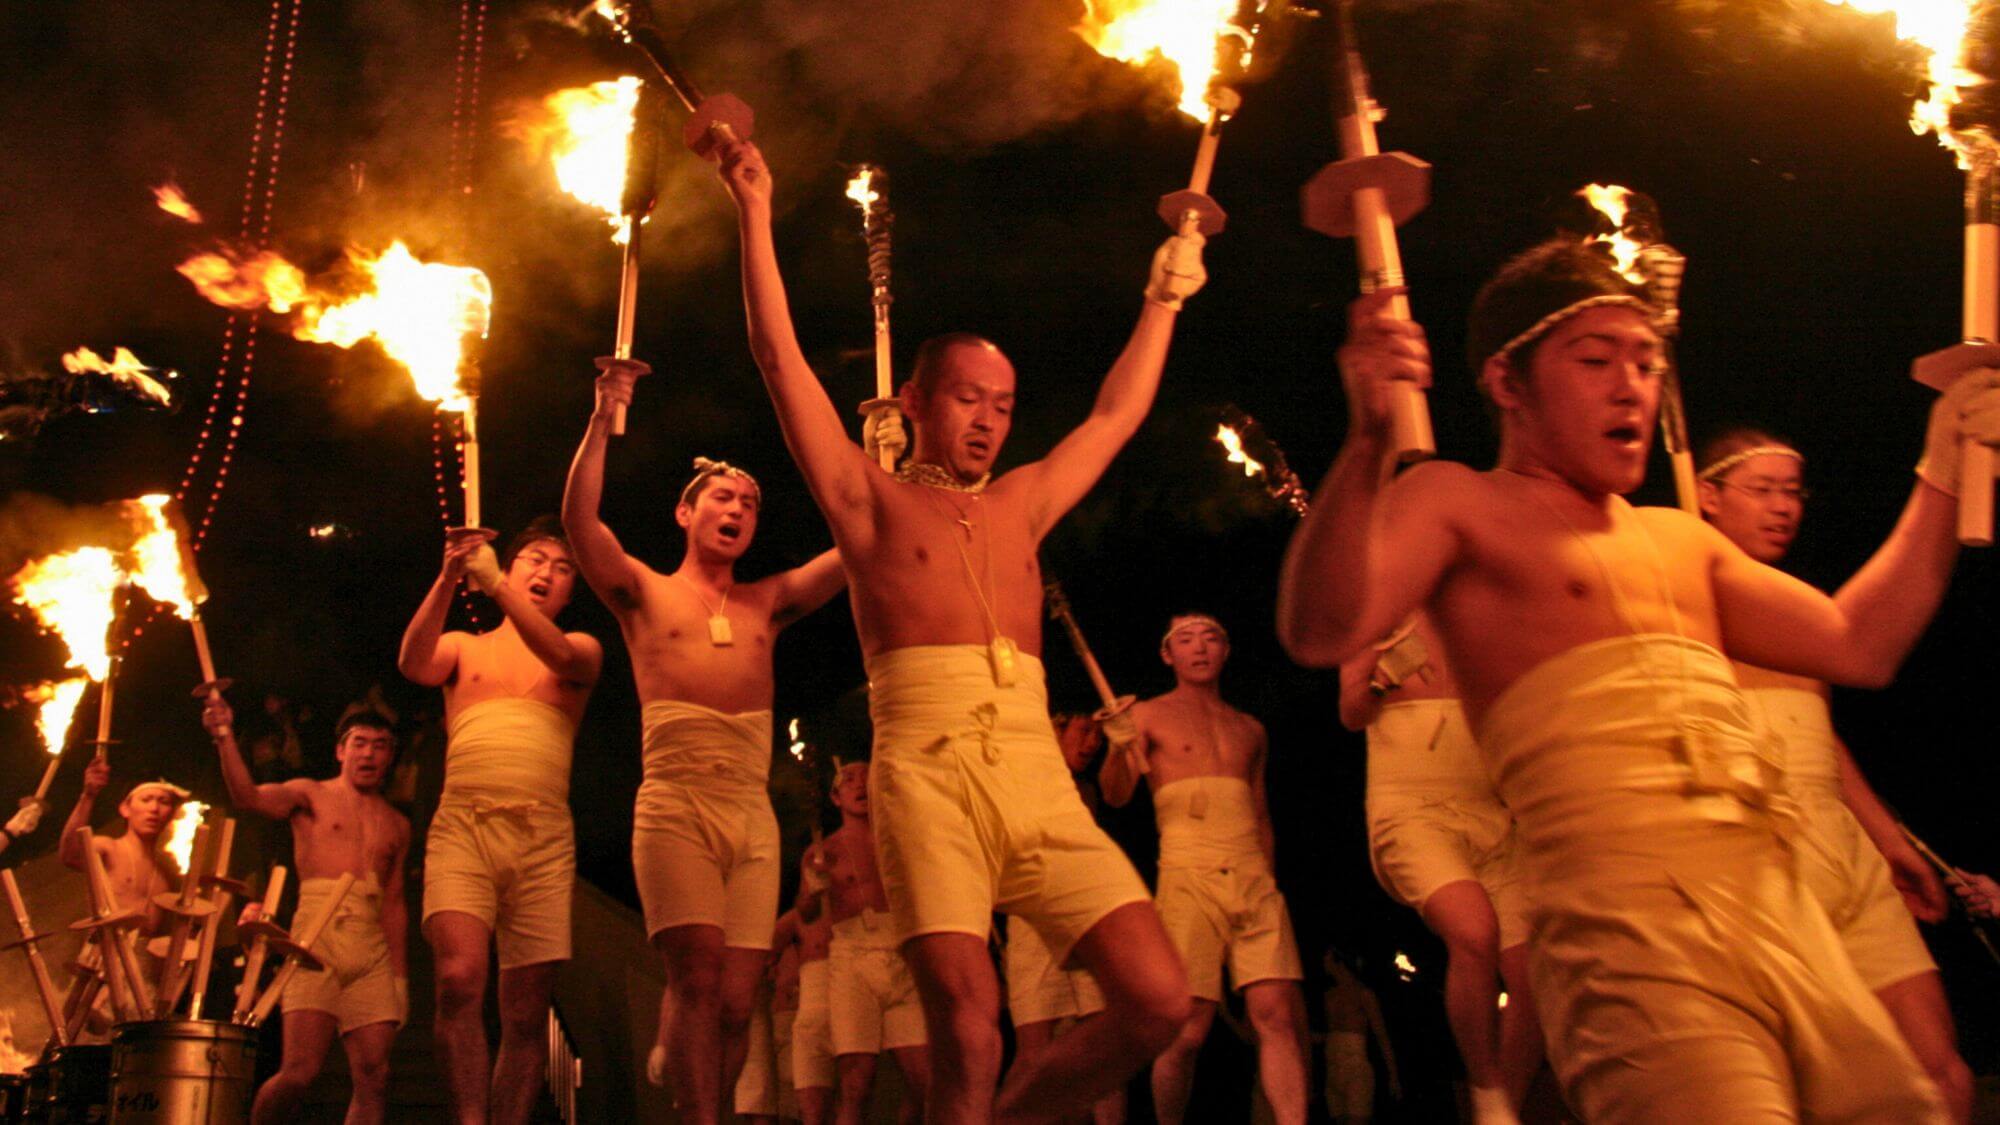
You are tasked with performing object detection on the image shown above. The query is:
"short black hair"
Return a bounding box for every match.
[1466,239,1649,378]
[335,710,398,750]
[500,515,568,570]
[907,332,1001,398]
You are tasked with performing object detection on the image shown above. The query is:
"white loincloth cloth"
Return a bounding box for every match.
[632,702,779,948]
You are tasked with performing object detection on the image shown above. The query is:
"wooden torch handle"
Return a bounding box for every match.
[1962,441,1994,547]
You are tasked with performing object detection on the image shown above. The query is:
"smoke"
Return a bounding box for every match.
[0,493,131,578]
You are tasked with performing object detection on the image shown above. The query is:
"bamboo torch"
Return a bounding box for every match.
[184,818,239,1019]
[3,870,69,1047]
[590,0,755,159]
[1044,582,1146,775]
[1301,0,1434,464]
[231,867,288,1022]
[1916,145,2000,546]
[246,871,354,1026]
[609,82,667,435]
[149,819,215,1015]
[846,165,901,469]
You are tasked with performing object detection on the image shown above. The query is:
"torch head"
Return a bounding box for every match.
[621,81,667,219]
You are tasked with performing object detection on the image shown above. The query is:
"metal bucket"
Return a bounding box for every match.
[107,1022,254,1124]
[43,1044,109,1124]
[20,1060,50,1124]
[0,1073,30,1122]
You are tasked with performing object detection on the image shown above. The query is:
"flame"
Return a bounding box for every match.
[152,182,203,224]
[1579,183,1644,284]
[61,347,173,406]
[1075,0,1241,120]
[160,800,209,876]
[1393,950,1417,978]
[124,495,200,620]
[1497,990,1510,1009]
[788,717,807,762]
[1825,2,1979,151]
[27,678,88,757]
[523,77,644,244]
[176,248,309,313]
[845,166,880,214]
[1215,424,1266,479]
[177,243,491,411]
[10,547,123,681]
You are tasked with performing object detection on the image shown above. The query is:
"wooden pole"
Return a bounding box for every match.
[153,819,217,1015]
[231,867,288,1021]
[184,818,236,1019]
[3,870,69,1047]
[247,872,355,1025]
[80,828,152,1016]
[1958,151,1997,545]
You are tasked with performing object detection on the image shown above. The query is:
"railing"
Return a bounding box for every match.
[546,1004,582,1122]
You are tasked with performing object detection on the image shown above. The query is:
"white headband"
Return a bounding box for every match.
[1161,614,1229,648]
[1488,295,1654,367]
[1698,444,1803,482]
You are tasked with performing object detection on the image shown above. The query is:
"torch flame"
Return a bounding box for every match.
[520,77,644,244]
[28,678,88,757]
[124,495,200,621]
[788,717,807,762]
[1393,950,1417,978]
[1579,183,1644,285]
[1075,0,1242,120]
[10,547,123,681]
[152,182,203,224]
[177,242,491,411]
[61,347,173,407]
[161,800,209,875]
[845,166,881,214]
[1826,2,1979,152]
[1215,424,1266,479]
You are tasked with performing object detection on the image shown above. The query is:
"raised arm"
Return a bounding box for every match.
[1835,736,1946,922]
[1716,361,2000,686]
[58,757,110,872]
[561,361,649,612]
[1278,294,1456,666]
[716,139,879,538]
[398,532,482,687]
[1015,235,1206,539]
[462,544,603,684]
[770,547,847,628]
[201,694,306,821]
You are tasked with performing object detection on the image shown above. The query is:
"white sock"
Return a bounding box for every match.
[1471,1084,1520,1125]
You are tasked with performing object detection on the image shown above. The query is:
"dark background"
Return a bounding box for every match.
[2,0,1995,1114]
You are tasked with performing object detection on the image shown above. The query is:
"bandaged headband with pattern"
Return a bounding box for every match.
[678,457,760,508]
[1698,444,1803,481]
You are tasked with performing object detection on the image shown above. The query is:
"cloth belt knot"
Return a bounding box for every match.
[1678,719,1800,839]
[925,702,1001,765]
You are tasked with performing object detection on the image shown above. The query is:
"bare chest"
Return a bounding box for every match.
[1142,703,1259,781]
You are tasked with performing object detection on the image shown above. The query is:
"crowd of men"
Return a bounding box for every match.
[19,122,2000,1125]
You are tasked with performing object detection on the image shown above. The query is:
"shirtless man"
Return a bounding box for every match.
[716,133,1204,1121]
[1339,616,1538,1118]
[1320,951,1396,1125]
[564,382,844,1124]
[1698,428,1974,1119]
[789,852,836,1125]
[1002,715,1124,1125]
[804,762,929,1125]
[397,517,601,1125]
[204,700,410,1125]
[1277,238,2000,1120]
[60,763,184,916]
[1101,614,1309,1125]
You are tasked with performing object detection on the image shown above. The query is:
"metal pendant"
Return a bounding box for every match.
[989,635,1018,689]
[709,614,734,647]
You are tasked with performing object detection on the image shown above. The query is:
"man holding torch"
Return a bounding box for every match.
[60,765,187,921]
[1099,614,1309,1125]
[1697,428,1974,1120]
[397,518,601,1125]
[1278,238,2000,1120]
[201,700,410,1125]
[714,135,1206,1120]
[562,376,846,1123]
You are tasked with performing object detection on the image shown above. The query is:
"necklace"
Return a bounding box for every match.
[672,572,735,647]
[911,477,1017,687]
[896,462,990,495]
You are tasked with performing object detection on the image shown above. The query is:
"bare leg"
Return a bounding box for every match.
[1149,1001,1215,1125]
[339,1020,398,1125]
[1419,882,1504,1093]
[798,1084,833,1125]
[1243,981,1311,1125]
[251,1009,338,1125]
[490,961,558,1125]
[720,945,769,1103]
[998,902,1192,1123]
[903,932,1004,1124]
[426,911,494,1125]
[657,924,727,1122]
[888,1044,932,1125]
[1874,971,1972,1124]
[834,1052,879,1125]
[1496,942,1543,1107]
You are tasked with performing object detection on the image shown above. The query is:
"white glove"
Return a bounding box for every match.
[5,804,41,838]
[1144,231,1208,311]
[860,398,908,464]
[1917,368,2000,496]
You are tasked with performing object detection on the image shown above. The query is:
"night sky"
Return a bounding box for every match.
[3,0,1998,1101]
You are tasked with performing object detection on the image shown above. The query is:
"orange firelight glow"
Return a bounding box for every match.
[161,801,210,875]
[152,182,204,224]
[1579,183,1644,285]
[1074,0,1241,120]
[61,347,173,406]
[1215,424,1266,480]
[519,77,644,244]
[10,547,123,681]
[1826,2,1979,153]
[27,678,88,758]
[124,496,201,621]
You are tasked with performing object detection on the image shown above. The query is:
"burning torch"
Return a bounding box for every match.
[1301,0,1435,464]
[126,495,232,701]
[1044,582,1147,776]
[589,0,756,159]
[1574,185,1697,512]
[10,545,124,800]
[1215,413,1311,516]
[846,165,901,470]
[609,81,667,436]
[1916,135,2000,546]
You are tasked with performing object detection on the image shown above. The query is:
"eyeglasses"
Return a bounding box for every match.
[1716,480,1810,503]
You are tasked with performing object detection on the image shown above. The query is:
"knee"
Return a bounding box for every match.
[1122,985,1193,1056]
[719,995,755,1040]
[668,957,722,1007]
[434,963,484,1017]
[349,1053,390,1098]
[1926,1049,1972,1107]
[1247,991,1303,1040]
